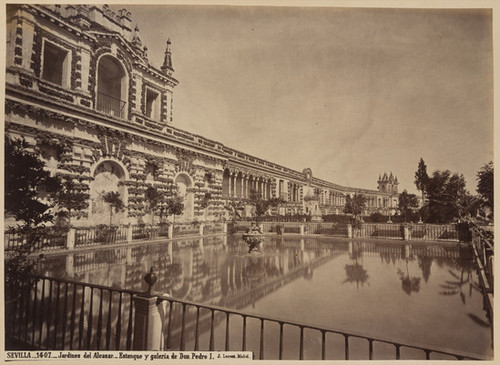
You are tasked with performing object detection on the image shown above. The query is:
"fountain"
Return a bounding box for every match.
[242,222,264,253]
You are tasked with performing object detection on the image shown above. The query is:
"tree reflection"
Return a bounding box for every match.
[418,255,433,282]
[343,242,369,289]
[397,246,421,295]
[439,247,480,305]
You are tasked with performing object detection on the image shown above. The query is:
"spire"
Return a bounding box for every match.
[161,38,174,73]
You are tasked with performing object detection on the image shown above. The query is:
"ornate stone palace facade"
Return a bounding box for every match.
[5,4,399,226]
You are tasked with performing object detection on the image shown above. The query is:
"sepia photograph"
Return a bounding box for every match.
[3,1,495,362]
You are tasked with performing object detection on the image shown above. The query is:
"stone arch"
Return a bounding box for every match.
[96,54,129,119]
[89,159,128,225]
[174,172,194,222]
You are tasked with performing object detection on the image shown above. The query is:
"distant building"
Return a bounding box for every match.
[5,4,400,226]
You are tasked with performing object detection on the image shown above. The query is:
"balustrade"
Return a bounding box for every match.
[96,92,126,118]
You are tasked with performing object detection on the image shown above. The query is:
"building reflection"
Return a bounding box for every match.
[33,236,477,350]
[37,237,472,304]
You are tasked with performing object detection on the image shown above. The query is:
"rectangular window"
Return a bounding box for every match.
[145,88,160,121]
[42,40,69,87]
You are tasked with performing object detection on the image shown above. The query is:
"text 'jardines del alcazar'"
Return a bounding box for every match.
[5,4,400,226]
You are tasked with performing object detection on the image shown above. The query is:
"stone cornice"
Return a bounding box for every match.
[27,5,97,42]
[5,90,226,164]
[6,86,393,197]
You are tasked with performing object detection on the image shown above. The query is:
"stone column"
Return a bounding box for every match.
[127,224,133,242]
[228,172,233,197]
[199,223,204,236]
[167,225,173,239]
[347,224,353,238]
[300,224,305,236]
[66,228,76,250]
[240,175,244,198]
[133,295,162,350]
[403,225,410,241]
[223,222,228,234]
[232,173,237,197]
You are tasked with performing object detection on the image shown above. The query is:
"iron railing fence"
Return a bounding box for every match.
[4,222,462,254]
[96,92,126,119]
[303,223,348,237]
[6,276,136,351]
[234,221,460,242]
[203,223,224,235]
[5,275,487,360]
[4,227,68,252]
[75,226,128,247]
[158,295,486,360]
[471,226,494,294]
[173,224,201,237]
[357,224,402,240]
[131,225,160,241]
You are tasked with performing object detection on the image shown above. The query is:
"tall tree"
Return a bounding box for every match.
[414,158,429,204]
[398,189,419,222]
[426,170,468,223]
[103,191,125,226]
[248,189,284,221]
[5,137,60,226]
[55,179,89,227]
[167,195,184,224]
[344,193,367,218]
[476,161,493,208]
[4,137,61,299]
[145,186,163,225]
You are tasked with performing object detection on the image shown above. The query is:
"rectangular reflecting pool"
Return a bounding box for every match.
[35,235,492,359]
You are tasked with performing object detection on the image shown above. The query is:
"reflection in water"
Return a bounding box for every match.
[35,236,491,358]
[397,244,421,295]
[343,241,369,289]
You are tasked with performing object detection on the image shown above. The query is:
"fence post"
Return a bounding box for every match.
[127,224,133,242]
[66,228,75,250]
[403,225,410,241]
[300,224,305,235]
[347,224,352,238]
[168,225,173,239]
[133,268,163,350]
[199,223,205,236]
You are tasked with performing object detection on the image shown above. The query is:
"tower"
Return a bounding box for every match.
[378,172,399,195]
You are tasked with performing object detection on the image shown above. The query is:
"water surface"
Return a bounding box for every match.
[37,235,492,359]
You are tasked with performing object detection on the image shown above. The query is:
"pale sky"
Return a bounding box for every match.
[117,4,493,195]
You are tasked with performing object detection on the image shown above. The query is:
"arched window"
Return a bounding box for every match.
[96,55,127,118]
